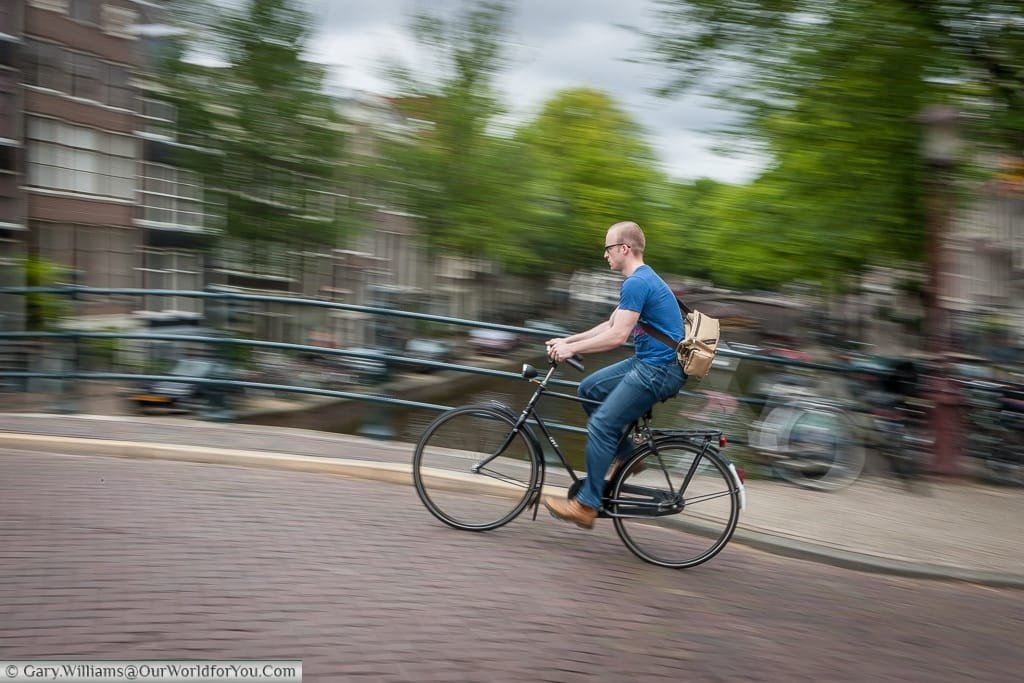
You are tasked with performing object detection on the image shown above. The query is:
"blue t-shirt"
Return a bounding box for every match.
[618,265,684,365]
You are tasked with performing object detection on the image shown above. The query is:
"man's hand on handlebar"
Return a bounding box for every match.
[545,339,584,372]
[545,338,573,363]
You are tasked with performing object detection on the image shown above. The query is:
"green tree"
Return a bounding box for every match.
[157,0,345,250]
[647,178,737,283]
[23,256,68,331]
[380,1,529,268]
[515,88,668,273]
[644,0,1024,287]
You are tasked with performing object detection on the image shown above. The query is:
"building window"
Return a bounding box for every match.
[35,223,140,290]
[0,75,16,140]
[140,162,205,229]
[0,41,15,69]
[107,63,134,110]
[140,97,176,139]
[139,248,202,312]
[26,116,136,200]
[0,3,19,37]
[23,39,134,109]
[0,145,16,174]
[102,5,137,40]
[68,0,97,26]
[23,39,70,93]
[70,51,102,101]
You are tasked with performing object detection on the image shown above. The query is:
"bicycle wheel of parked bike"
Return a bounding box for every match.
[610,439,741,569]
[771,403,865,492]
[413,404,540,531]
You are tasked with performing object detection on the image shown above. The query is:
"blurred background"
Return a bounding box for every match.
[0,1,1022,481]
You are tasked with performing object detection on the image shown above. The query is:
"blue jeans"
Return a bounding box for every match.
[575,356,685,510]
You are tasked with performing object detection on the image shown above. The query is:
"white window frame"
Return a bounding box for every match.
[139,161,206,230]
[26,116,136,200]
[102,5,137,40]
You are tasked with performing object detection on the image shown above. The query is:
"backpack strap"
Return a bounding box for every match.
[638,321,680,351]
[639,295,691,351]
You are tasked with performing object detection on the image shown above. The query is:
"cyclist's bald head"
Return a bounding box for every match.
[609,221,646,254]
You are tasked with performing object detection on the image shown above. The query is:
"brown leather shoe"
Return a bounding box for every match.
[542,496,597,530]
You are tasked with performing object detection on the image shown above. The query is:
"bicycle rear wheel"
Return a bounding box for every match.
[610,439,741,569]
[413,405,540,531]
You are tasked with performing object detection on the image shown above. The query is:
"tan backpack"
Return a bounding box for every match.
[640,300,722,380]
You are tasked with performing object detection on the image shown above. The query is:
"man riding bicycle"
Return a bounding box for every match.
[544,221,685,528]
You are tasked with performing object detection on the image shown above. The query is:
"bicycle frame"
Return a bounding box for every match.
[475,361,731,519]
[610,431,732,519]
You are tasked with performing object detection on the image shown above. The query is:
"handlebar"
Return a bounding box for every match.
[564,355,585,372]
[543,339,584,372]
[547,350,584,372]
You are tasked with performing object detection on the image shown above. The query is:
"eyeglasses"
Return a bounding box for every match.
[603,243,628,255]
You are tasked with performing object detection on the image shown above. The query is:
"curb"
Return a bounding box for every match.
[3,431,1023,589]
[729,526,1024,589]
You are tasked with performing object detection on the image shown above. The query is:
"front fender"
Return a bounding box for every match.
[479,400,545,466]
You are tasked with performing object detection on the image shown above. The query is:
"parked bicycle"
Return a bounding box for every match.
[412,355,746,569]
[746,368,866,491]
[693,351,933,492]
[961,376,1024,486]
[835,355,932,491]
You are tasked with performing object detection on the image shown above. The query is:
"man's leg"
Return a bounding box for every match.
[575,360,664,511]
[578,358,637,463]
[544,360,683,528]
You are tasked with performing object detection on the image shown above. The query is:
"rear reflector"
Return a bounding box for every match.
[719,434,728,449]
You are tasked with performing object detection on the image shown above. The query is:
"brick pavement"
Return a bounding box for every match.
[1,413,1023,586]
[1,449,1022,682]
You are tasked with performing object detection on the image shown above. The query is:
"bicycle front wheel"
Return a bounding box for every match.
[413,404,540,531]
[611,439,740,569]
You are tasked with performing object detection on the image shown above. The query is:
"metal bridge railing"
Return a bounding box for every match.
[0,285,877,444]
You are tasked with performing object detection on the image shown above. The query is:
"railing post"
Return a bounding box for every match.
[55,281,81,414]
[201,287,236,422]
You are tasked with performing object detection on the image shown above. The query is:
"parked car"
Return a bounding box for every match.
[129,357,240,413]
[468,328,519,355]
[398,338,454,373]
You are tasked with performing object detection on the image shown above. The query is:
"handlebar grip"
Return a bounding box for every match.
[566,355,584,372]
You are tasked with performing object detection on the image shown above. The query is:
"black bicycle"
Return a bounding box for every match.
[411,355,745,569]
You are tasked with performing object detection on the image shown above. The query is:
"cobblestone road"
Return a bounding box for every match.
[1,449,1020,682]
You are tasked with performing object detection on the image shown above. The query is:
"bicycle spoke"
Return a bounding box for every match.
[476,467,532,489]
[413,405,539,531]
[612,440,739,568]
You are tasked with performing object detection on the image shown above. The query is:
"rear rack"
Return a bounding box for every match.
[651,428,724,439]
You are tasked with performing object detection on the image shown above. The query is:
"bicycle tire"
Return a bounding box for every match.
[771,403,865,491]
[412,404,541,531]
[610,438,741,569]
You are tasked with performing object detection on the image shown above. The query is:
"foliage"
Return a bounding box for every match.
[378,2,530,267]
[156,0,345,248]
[514,88,670,273]
[644,0,1024,288]
[23,255,68,331]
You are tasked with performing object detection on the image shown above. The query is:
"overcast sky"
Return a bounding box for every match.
[299,0,766,184]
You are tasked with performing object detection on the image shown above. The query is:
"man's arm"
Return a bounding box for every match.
[547,308,639,361]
